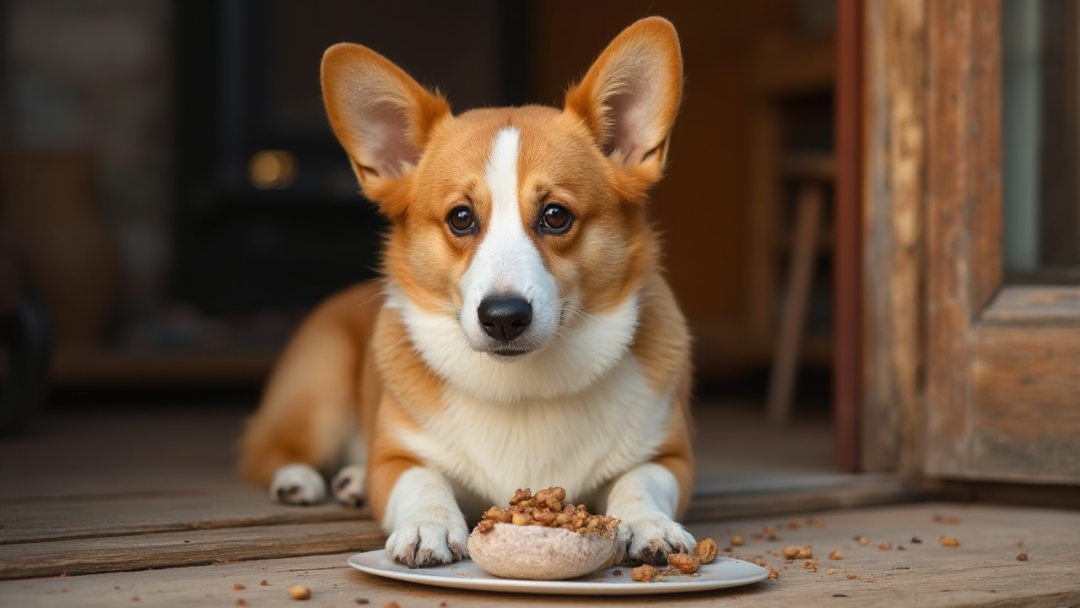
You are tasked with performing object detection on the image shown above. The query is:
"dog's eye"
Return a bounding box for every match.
[539,203,573,234]
[447,206,477,235]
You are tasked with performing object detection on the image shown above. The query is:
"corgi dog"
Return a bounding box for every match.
[239,17,695,568]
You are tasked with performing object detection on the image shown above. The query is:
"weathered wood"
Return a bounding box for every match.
[0,486,372,545]
[923,0,1080,485]
[0,520,386,580]
[925,0,981,477]
[686,475,924,522]
[968,0,1003,313]
[981,286,1080,325]
[862,0,927,476]
[970,326,1080,482]
[3,504,1080,608]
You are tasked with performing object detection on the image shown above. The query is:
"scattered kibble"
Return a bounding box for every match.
[236,600,249,607]
[382,602,401,608]
[768,567,780,580]
[1017,553,1028,562]
[911,536,922,544]
[260,580,269,586]
[846,574,859,580]
[857,536,869,546]
[796,546,813,559]
[356,599,370,605]
[233,583,245,591]
[694,538,719,564]
[826,568,835,575]
[940,536,960,547]
[828,551,843,560]
[289,584,311,600]
[631,564,658,582]
[668,552,700,573]
[782,545,800,559]
[731,535,744,547]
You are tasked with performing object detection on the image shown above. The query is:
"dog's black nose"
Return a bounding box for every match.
[478,296,532,342]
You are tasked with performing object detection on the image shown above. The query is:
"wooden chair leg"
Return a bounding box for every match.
[766,183,824,424]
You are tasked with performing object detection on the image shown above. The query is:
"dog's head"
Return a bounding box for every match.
[322,18,682,397]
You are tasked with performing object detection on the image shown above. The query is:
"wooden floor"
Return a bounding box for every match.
[1,403,1078,607]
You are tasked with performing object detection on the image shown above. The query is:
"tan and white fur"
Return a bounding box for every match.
[239,17,695,568]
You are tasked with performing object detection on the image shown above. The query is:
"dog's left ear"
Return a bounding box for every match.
[564,17,683,182]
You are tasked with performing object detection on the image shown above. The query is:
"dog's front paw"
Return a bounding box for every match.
[620,518,696,566]
[270,463,326,505]
[331,465,367,507]
[385,519,469,568]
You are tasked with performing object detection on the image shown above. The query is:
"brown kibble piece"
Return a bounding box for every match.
[694,538,719,564]
[260,580,269,586]
[731,535,744,546]
[1017,553,1028,561]
[828,550,843,560]
[857,536,869,546]
[382,602,401,608]
[631,564,658,582]
[940,536,959,547]
[236,600,249,607]
[768,567,780,580]
[796,545,813,559]
[782,545,800,558]
[846,574,859,580]
[667,552,700,573]
[233,583,245,591]
[289,583,311,600]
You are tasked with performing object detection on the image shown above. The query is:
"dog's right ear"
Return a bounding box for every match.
[322,43,451,217]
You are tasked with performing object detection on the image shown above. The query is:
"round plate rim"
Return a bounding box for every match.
[347,550,769,596]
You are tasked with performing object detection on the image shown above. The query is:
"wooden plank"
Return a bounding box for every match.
[834,0,865,472]
[0,486,372,545]
[970,326,1080,482]
[981,286,1080,325]
[0,520,386,580]
[3,504,1080,607]
[925,0,981,477]
[686,475,924,522]
[968,0,1003,312]
[862,0,927,475]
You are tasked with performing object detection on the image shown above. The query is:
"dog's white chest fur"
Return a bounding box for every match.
[399,351,671,515]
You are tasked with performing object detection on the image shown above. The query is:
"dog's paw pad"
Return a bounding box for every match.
[622,518,696,566]
[331,465,367,507]
[270,463,326,506]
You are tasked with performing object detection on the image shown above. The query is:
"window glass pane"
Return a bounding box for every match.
[1002,0,1080,280]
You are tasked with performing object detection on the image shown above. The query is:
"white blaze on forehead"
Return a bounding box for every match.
[458,127,559,351]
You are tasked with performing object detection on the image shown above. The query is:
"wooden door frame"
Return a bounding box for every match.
[860,0,1080,482]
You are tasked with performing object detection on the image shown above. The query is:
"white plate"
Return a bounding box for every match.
[347,550,769,596]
